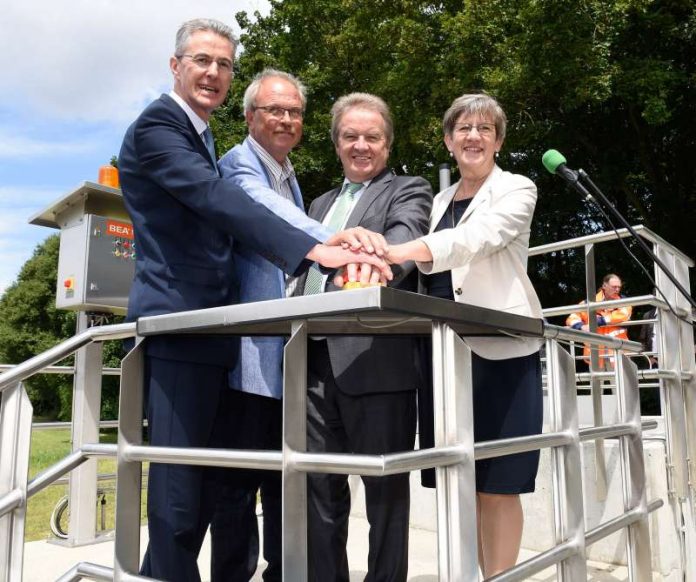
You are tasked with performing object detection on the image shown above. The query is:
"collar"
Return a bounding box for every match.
[341,177,372,191]
[247,135,295,182]
[169,90,208,136]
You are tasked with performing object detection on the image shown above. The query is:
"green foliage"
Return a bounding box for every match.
[214,0,696,304]
[25,428,147,542]
[0,235,124,420]
[0,236,75,418]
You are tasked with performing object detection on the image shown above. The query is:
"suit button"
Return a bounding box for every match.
[454,288,462,295]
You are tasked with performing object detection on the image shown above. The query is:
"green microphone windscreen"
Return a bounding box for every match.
[542,149,567,174]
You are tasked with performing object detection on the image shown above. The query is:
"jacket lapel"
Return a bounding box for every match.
[314,187,341,222]
[429,165,502,231]
[428,183,457,234]
[458,165,501,224]
[290,175,304,208]
[161,94,220,175]
[345,169,392,228]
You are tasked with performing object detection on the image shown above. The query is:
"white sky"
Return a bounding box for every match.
[0,0,270,295]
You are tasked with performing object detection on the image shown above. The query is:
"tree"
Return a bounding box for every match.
[0,235,124,420]
[215,0,696,307]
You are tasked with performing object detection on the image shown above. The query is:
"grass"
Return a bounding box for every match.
[25,427,148,542]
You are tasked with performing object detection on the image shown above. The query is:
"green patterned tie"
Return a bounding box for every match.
[302,181,363,295]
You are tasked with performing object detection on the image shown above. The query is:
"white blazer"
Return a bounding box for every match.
[417,165,543,360]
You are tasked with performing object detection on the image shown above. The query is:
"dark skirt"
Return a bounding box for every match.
[418,340,543,494]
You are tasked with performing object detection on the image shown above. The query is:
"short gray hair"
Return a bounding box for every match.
[442,93,507,141]
[243,69,307,115]
[330,93,394,149]
[174,18,238,57]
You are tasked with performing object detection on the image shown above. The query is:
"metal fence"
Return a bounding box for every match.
[0,224,694,581]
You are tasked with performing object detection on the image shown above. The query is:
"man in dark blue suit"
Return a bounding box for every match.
[119,18,390,582]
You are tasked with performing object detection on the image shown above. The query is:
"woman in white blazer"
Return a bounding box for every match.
[388,93,543,577]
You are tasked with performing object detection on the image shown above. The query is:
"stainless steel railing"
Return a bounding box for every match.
[1,237,692,581]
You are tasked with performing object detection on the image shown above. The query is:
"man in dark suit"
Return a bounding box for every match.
[119,20,390,582]
[297,93,432,582]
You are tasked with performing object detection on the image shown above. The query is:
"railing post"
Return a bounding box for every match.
[114,342,145,581]
[545,339,587,581]
[0,382,33,582]
[654,241,696,580]
[431,322,477,581]
[584,243,609,501]
[282,320,308,581]
[614,351,652,580]
[65,312,104,545]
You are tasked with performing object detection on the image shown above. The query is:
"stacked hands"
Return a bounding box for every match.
[306,226,396,288]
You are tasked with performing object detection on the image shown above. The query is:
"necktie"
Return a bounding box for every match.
[201,127,216,163]
[302,181,363,295]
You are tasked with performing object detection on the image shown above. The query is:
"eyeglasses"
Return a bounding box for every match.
[254,105,304,120]
[454,123,496,137]
[179,53,233,75]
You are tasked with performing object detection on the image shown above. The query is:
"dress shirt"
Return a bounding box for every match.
[168,90,208,137]
[246,136,296,204]
[313,178,370,292]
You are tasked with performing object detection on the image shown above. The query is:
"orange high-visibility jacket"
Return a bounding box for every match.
[566,290,632,366]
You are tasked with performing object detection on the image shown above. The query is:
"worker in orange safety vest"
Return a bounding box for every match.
[566,274,632,369]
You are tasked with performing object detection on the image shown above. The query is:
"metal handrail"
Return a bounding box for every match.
[542,294,668,319]
[0,365,121,376]
[542,323,643,351]
[0,322,134,393]
[0,278,685,580]
[528,224,695,266]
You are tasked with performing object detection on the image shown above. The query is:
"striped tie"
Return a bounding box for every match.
[302,181,363,295]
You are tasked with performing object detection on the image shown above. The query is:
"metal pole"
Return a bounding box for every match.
[654,242,696,580]
[438,163,451,192]
[654,244,689,499]
[65,312,103,545]
[584,244,608,501]
[282,320,308,581]
[114,343,146,581]
[545,339,587,581]
[432,322,477,581]
[0,383,33,582]
[614,352,652,580]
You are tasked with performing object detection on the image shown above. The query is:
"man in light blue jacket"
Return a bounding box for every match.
[210,69,329,581]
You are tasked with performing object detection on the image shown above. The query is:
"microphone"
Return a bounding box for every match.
[542,149,581,183]
[542,149,594,200]
[541,149,696,312]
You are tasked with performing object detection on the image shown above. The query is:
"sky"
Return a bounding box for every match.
[0,0,270,296]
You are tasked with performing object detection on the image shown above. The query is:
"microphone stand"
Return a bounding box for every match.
[576,168,696,312]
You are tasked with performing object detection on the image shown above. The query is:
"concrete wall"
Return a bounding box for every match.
[349,438,681,580]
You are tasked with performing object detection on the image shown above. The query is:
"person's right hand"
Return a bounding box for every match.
[306,244,393,282]
[325,227,389,256]
[333,263,386,288]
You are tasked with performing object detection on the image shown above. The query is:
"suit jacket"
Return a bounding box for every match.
[417,165,543,360]
[119,94,319,366]
[302,169,432,395]
[218,137,331,398]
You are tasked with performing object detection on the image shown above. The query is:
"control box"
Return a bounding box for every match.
[30,182,135,315]
[55,214,135,313]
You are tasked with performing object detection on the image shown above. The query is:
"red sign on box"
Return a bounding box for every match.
[106,220,134,240]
